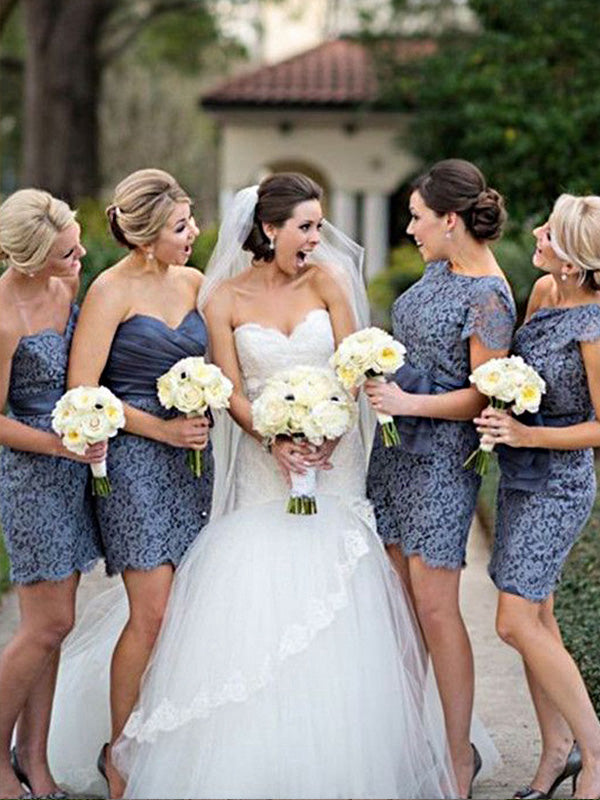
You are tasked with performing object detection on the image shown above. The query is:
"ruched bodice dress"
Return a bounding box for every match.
[97,310,213,575]
[367,260,516,568]
[0,305,101,583]
[490,303,600,600]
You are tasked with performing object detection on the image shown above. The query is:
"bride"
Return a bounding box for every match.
[50,173,464,798]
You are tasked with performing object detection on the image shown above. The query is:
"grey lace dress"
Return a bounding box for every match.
[367,259,515,568]
[0,305,101,584]
[96,310,213,576]
[489,303,600,601]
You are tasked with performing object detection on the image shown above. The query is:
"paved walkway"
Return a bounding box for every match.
[0,519,550,799]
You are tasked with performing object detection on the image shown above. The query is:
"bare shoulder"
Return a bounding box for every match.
[181,265,204,290]
[530,274,555,306]
[204,281,235,324]
[308,262,349,301]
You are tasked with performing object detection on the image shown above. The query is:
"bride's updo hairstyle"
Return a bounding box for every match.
[243,172,323,262]
[106,168,190,250]
[0,189,75,275]
[413,159,506,242]
[549,193,600,291]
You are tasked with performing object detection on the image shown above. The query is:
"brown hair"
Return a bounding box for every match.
[242,172,323,261]
[106,168,190,250]
[413,159,506,241]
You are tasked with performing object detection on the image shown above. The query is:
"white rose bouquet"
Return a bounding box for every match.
[52,386,125,497]
[252,365,357,514]
[157,356,233,477]
[330,327,406,447]
[464,355,546,476]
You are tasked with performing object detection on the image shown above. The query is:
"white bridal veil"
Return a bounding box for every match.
[197,184,375,519]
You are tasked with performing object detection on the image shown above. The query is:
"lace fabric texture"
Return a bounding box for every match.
[367,260,516,567]
[490,303,600,600]
[0,304,101,583]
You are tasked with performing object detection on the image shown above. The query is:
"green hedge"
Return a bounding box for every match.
[478,460,600,714]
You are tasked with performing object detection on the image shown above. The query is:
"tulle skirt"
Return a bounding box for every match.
[49,495,488,798]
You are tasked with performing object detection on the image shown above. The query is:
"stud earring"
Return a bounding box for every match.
[560,272,568,282]
[147,251,155,262]
[445,230,452,239]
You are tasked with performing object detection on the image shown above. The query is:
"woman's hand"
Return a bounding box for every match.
[473,406,534,449]
[270,437,313,484]
[364,378,416,417]
[302,438,338,471]
[55,438,108,464]
[159,415,210,450]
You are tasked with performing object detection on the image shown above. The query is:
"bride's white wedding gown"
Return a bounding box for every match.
[50,309,460,798]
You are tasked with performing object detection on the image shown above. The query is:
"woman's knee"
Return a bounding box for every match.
[495,600,536,649]
[29,608,76,650]
[128,598,168,643]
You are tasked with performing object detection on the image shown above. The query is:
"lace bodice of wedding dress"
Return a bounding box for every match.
[233,307,367,508]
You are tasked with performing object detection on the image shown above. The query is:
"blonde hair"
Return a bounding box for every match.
[550,194,600,287]
[0,189,76,275]
[106,168,190,249]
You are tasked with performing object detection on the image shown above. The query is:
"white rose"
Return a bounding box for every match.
[174,382,206,414]
[81,411,112,442]
[67,386,96,412]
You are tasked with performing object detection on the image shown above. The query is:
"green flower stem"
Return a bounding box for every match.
[381,421,400,448]
[92,476,112,497]
[186,449,203,478]
[286,495,318,515]
[463,397,508,475]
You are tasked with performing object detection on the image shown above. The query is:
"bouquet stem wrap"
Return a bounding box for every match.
[463,398,506,477]
[370,373,400,448]
[287,467,317,515]
[90,459,111,497]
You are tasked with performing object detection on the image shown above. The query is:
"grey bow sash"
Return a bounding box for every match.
[391,363,466,454]
[497,412,573,492]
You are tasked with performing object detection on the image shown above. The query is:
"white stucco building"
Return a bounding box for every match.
[201,37,435,279]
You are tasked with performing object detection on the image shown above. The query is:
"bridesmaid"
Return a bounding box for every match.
[67,168,213,798]
[476,194,600,800]
[0,190,105,799]
[366,159,515,797]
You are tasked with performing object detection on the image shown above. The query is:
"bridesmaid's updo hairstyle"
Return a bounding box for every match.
[413,159,506,242]
[243,172,323,262]
[0,189,75,275]
[550,193,600,290]
[106,168,190,250]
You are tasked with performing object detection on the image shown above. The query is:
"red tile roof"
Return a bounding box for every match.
[201,37,435,109]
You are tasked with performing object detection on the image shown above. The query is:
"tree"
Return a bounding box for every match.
[0,0,234,202]
[377,0,600,224]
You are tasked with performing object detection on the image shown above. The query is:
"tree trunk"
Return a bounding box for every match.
[23,0,114,201]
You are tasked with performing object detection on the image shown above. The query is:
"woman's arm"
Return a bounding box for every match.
[476,339,600,450]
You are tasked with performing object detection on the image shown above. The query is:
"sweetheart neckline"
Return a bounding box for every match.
[233,308,329,339]
[120,309,199,331]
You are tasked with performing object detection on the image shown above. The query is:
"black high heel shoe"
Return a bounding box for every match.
[10,747,69,800]
[512,742,582,799]
[468,742,482,799]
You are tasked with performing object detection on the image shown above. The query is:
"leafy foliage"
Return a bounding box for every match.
[377,0,600,224]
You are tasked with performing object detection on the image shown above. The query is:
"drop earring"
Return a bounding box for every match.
[269,239,275,251]
[445,230,452,239]
[560,271,568,282]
